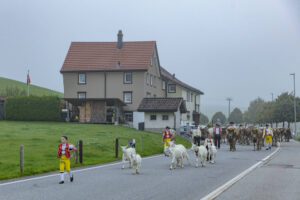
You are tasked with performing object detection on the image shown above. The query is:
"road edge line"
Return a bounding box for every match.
[0,154,163,187]
[200,147,280,200]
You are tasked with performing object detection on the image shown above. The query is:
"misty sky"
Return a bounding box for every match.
[0,0,299,117]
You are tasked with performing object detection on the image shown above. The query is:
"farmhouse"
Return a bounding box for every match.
[60,30,204,132]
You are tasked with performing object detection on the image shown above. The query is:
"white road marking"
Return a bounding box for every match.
[200,147,280,200]
[0,154,163,187]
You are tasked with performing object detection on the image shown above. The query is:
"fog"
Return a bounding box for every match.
[1,0,299,117]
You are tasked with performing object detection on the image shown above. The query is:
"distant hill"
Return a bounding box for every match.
[0,77,63,97]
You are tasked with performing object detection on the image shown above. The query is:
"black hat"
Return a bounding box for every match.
[266,124,269,126]
[166,126,170,129]
[229,122,234,125]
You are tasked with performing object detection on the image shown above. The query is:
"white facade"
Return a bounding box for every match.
[133,111,145,129]
[144,111,181,133]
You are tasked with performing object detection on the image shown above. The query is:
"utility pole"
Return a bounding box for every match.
[290,73,297,136]
[226,97,232,121]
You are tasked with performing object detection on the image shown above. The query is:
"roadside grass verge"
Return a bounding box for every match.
[0,121,190,180]
[293,136,300,142]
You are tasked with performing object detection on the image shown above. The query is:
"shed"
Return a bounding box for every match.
[137,98,186,133]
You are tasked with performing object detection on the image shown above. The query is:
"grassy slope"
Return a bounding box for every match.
[0,77,63,97]
[0,121,190,180]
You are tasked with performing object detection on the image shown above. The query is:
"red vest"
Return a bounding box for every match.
[163,130,172,139]
[214,127,221,134]
[57,143,70,158]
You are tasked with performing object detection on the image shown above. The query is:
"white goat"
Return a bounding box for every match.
[168,141,190,170]
[121,146,136,169]
[207,142,217,164]
[130,152,142,174]
[191,144,207,168]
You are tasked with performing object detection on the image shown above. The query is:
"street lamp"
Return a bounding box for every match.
[271,93,274,101]
[290,73,297,136]
[226,97,232,121]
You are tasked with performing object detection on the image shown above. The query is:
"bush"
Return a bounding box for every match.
[4,96,61,121]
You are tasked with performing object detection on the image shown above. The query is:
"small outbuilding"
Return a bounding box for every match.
[137,98,187,133]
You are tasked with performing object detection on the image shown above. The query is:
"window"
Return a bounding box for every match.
[124,72,132,84]
[162,81,166,90]
[162,115,169,120]
[153,94,157,98]
[116,61,121,67]
[146,92,151,98]
[146,73,150,85]
[191,93,194,102]
[153,76,157,88]
[123,92,132,104]
[150,75,153,86]
[196,104,200,112]
[187,91,190,102]
[78,73,86,84]
[150,58,153,66]
[77,92,86,99]
[168,84,176,93]
[124,112,133,122]
[150,115,156,120]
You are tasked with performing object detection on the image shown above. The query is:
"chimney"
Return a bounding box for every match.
[172,73,175,78]
[117,30,123,49]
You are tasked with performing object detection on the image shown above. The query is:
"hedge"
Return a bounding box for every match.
[4,96,61,121]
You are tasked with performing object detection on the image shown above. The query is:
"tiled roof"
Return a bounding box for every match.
[138,98,186,112]
[60,41,156,72]
[160,67,204,95]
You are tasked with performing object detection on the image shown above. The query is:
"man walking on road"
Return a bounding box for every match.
[213,123,221,149]
[263,124,273,150]
[192,126,201,146]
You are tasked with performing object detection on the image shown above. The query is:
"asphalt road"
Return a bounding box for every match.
[0,143,277,200]
[216,140,300,200]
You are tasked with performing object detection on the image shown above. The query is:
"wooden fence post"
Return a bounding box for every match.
[79,140,83,164]
[115,138,119,158]
[75,142,79,164]
[20,145,24,174]
[140,135,142,153]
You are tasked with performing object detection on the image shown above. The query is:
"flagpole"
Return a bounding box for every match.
[27,70,30,96]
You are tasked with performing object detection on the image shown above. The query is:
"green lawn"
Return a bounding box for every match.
[0,77,63,97]
[0,121,190,180]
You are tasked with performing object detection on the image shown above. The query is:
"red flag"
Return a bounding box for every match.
[27,72,30,86]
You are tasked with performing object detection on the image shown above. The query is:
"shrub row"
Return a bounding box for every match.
[5,96,61,121]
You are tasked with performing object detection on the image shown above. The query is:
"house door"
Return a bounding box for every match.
[106,108,114,123]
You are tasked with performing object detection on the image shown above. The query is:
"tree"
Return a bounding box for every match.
[211,112,226,125]
[228,107,243,124]
[254,101,275,124]
[273,92,295,127]
[243,98,265,123]
[199,113,209,124]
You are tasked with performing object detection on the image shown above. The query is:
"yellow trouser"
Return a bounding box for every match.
[265,135,272,144]
[164,138,171,147]
[59,155,71,172]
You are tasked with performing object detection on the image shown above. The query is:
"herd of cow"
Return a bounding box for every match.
[120,125,292,174]
[198,125,292,151]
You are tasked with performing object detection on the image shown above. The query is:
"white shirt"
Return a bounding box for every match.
[61,144,73,155]
[215,128,220,135]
